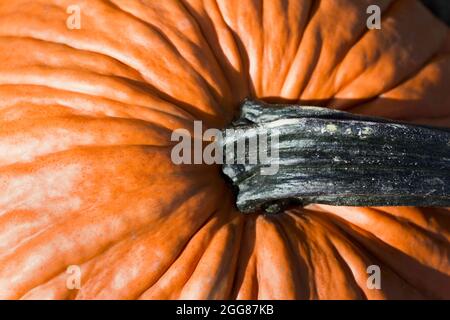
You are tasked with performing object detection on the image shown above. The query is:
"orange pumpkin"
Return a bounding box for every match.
[0,0,449,299]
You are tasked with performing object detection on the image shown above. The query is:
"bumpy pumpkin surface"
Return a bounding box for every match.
[0,0,449,299]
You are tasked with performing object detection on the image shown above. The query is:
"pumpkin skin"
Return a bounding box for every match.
[0,0,449,300]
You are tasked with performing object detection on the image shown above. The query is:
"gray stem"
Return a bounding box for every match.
[221,99,450,214]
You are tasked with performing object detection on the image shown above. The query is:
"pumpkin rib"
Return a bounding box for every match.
[280,0,394,100]
[0,67,204,125]
[327,238,369,300]
[1,170,187,261]
[0,84,196,126]
[178,0,236,104]
[222,0,266,97]
[178,213,243,299]
[335,52,448,112]
[259,1,265,97]
[319,207,450,276]
[25,222,171,300]
[0,160,170,251]
[279,0,317,99]
[370,207,450,242]
[180,0,250,106]
[0,103,85,122]
[286,210,379,299]
[0,116,177,167]
[103,1,229,123]
[0,165,188,258]
[230,215,258,300]
[327,233,380,299]
[302,0,396,101]
[310,210,428,299]
[348,53,450,124]
[107,0,235,114]
[321,0,395,101]
[268,214,312,299]
[254,216,303,299]
[307,210,424,298]
[0,36,146,83]
[0,210,54,260]
[276,213,319,299]
[163,207,237,299]
[19,178,223,299]
[0,101,194,132]
[112,0,240,124]
[0,35,145,84]
[302,213,369,299]
[73,178,230,299]
[213,0,254,100]
[137,208,228,299]
[0,5,151,84]
[285,213,362,299]
[300,0,396,101]
[284,212,320,299]
[21,271,75,300]
[333,0,448,102]
[215,0,257,98]
[0,0,225,124]
[260,1,312,97]
[1,33,153,93]
[319,210,450,299]
[328,229,425,299]
[0,67,179,111]
[0,34,147,84]
[368,207,450,244]
[164,0,236,111]
[3,146,213,248]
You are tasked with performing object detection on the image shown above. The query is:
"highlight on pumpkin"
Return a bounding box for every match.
[0,0,449,302]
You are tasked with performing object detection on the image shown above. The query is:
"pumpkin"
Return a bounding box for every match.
[0,0,449,300]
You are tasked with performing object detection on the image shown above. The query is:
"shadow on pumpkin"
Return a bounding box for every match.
[252,96,450,129]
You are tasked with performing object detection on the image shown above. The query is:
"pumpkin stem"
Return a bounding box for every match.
[221,99,450,214]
